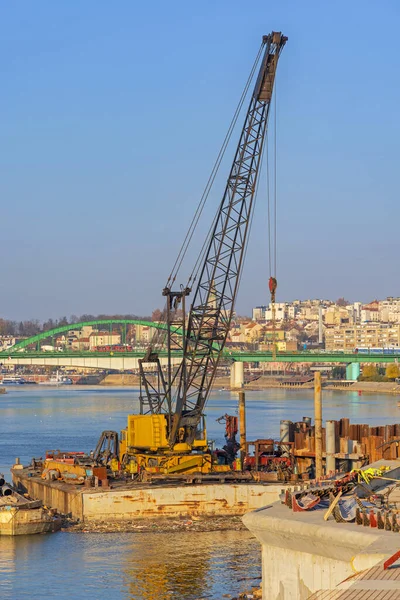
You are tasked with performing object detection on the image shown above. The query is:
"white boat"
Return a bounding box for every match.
[38,371,73,386]
[0,376,26,385]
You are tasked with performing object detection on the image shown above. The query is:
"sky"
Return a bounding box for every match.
[1,0,399,321]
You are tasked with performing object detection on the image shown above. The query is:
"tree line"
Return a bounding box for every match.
[0,313,152,338]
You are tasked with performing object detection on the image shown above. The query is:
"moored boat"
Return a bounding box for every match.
[38,371,73,386]
[0,477,61,535]
[0,376,26,385]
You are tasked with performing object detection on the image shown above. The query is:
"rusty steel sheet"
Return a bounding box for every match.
[81,483,284,521]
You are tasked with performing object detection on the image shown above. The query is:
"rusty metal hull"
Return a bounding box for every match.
[82,483,283,522]
[12,467,284,522]
[0,506,59,536]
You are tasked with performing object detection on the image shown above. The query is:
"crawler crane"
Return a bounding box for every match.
[102,33,287,478]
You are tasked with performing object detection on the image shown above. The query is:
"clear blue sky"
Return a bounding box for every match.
[1,1,399,320]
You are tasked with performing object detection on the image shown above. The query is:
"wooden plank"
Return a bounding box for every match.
[323,490,342,521]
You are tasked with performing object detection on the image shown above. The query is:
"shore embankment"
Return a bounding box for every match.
[62,515,246,534]
[100,374,233,388]
[324,380,400,394]
[100,374,400,395]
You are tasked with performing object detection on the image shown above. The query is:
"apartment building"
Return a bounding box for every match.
[325,323,400,351]
[379,297,400,323]
[89,331,121,350]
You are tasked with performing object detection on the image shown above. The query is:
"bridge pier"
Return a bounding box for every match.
[346,362,360,381]
[230,361,244,389]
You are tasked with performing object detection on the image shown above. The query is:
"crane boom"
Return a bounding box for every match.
[169,32,287,445]
[138,33,286,452]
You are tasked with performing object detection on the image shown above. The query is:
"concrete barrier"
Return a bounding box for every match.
[243,502,400,599]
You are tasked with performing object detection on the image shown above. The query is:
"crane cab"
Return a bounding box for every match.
[118,413,227,476]
[120,413,208,455]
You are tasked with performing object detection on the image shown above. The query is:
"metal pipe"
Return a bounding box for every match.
[326,420,336,475]
[280,419,291,456]
[235,362,244,388]
[1,485,12,496]
[230,363,236,389]
[239,391,246,468]
[314,372,323,479]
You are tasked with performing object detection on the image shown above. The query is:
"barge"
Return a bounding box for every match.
[0,475,60,535]
[12,464,285,522]
[13,414,400,525]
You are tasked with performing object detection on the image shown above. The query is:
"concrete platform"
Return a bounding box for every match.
[12,467,286,522]
[243,501,400,600]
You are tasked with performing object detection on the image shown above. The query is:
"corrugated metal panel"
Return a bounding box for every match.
[309,560,400,599]
[309,590,400,599]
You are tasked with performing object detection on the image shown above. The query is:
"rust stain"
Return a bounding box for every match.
[214,498,229,506]
[120,495,157,503]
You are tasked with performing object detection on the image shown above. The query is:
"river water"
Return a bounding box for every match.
[0,386,399,599]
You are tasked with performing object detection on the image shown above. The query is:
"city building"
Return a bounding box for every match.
[325,323,400,351]
[89,331,121,349]
[252,306,267,321]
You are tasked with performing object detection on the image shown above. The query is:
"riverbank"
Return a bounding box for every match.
[324,380,400,395]
[100,374,400,395]
[62,515,247,534]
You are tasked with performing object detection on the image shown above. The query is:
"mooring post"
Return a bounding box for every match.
[314,371,323,479]
[239,391,246,469]
[280,419,291,456]
[326,420,336,475]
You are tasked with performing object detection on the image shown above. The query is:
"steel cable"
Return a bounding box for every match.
[188,45,266,288]
[166,42,265,289]
[274,79,277,277]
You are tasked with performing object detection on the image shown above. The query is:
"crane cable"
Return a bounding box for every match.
[186,42,265,288]
[268,82,278,360]
[166,42,265,290]
[149,43,265,366]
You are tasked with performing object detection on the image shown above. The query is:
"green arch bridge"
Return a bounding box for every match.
[0,319,399,367]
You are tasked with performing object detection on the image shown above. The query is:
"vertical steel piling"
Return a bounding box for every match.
[239,391,246,468]
[314,372,323,479]
[326,420,336,475]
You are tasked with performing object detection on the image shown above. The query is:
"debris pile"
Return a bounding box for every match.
[62,515,247,534]
[280,462,400,533]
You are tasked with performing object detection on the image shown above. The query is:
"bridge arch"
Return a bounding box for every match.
[2,319,168,354]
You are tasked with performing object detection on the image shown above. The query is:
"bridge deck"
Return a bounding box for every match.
[1,350,400,363]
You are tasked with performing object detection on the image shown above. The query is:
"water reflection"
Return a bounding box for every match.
[122,531,259,600]
[0,532,259,600]
[0,537,16,599]
[0,387,399,599]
